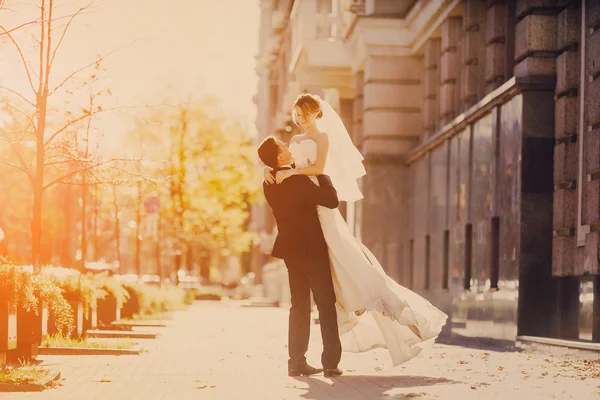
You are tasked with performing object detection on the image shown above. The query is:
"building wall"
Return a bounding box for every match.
[255,0,600,342]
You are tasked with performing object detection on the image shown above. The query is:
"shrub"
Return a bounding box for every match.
[0,259,74,335]
[29,273,75,335]
[42,268,106,319]
[123,284,188,317]
[0,258,37,312]
[93,273,130,306]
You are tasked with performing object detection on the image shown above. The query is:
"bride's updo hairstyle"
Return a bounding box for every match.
[292,93,323,124]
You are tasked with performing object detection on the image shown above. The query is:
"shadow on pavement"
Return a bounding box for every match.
[437,333,520,353]
[293,374,459,400]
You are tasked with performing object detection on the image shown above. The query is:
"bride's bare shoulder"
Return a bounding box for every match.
[315,132,329,145]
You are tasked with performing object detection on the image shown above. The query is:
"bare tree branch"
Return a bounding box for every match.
[44,155,136,169]
[0,159,30,176]
[0,86,35,108]
[38,0,46,96]
[10,141,31,175]
[42,156,142,190]
[44,107,97,148]
[44,0,53,96]
[48,1,95,71]
[0,9,97,38]
[43,99,190,149]
[0,25,37,96]
[0,18,41,38]
[49,40,140,96]
[4,103,37,130]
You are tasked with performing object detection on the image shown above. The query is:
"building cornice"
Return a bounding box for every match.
[404,76,556,164]
[345,0,461,73]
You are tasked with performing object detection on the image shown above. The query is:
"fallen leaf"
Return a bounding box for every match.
[374,367,383,372]
[99,379,111,383]
[497,366,504,371]
[458,360,470,365]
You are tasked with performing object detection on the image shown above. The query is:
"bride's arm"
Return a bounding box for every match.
[275,134,329,184]
[263,165,275,184]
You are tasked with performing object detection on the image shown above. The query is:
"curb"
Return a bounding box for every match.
[86,330,159,339]
[516,335,600,360]
[38,345,143,356]
[112,321,168,328]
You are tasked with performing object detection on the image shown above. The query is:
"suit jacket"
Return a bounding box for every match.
[263,167,339,261]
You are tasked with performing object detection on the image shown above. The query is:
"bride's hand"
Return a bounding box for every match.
[275,169,294,184]
[263,166,275,184]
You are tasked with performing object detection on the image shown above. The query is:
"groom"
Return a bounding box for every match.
[258,136,343,378]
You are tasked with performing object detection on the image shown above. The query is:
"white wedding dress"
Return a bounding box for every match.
[289,139,448,367]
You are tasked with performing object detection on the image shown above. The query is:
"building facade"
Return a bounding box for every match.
[253,0,600,343]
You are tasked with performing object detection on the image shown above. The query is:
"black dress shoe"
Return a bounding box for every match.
[324,368,343,378]
[288,363,323,377]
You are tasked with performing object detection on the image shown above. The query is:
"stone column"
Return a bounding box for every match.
[353,72,365,148]
[485,1,510,94]
[553,2,581,277]
[360,54,422,280]
[584,0,600,341]
[340,97,355,227]
[250,0,275,285]
[440,17,462,126]
[461,0,486,109]
[514,0,563,338]
[352,72,365,242]
[423,38,441,138]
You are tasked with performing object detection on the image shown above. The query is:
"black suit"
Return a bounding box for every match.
[263,167,342,370]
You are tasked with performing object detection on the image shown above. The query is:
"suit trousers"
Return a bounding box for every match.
[285,255,342,369]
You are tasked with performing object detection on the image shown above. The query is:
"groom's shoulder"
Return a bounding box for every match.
[287,174,311,184]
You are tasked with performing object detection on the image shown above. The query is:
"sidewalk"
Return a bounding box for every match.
[1,300,599,400]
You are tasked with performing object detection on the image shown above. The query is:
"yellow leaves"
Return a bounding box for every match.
[124,101,259,253]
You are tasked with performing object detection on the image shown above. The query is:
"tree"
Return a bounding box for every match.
[123,100,260,281]
[0,1,131,267]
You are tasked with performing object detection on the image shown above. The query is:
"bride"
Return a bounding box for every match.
[264,93,448,367]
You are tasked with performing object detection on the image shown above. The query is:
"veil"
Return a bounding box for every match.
[316,100,366,203]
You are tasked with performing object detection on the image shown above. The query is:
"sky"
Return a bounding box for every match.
[0,0,261,149]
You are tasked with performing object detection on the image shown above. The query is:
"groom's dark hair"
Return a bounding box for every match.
[258,136,280,169]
